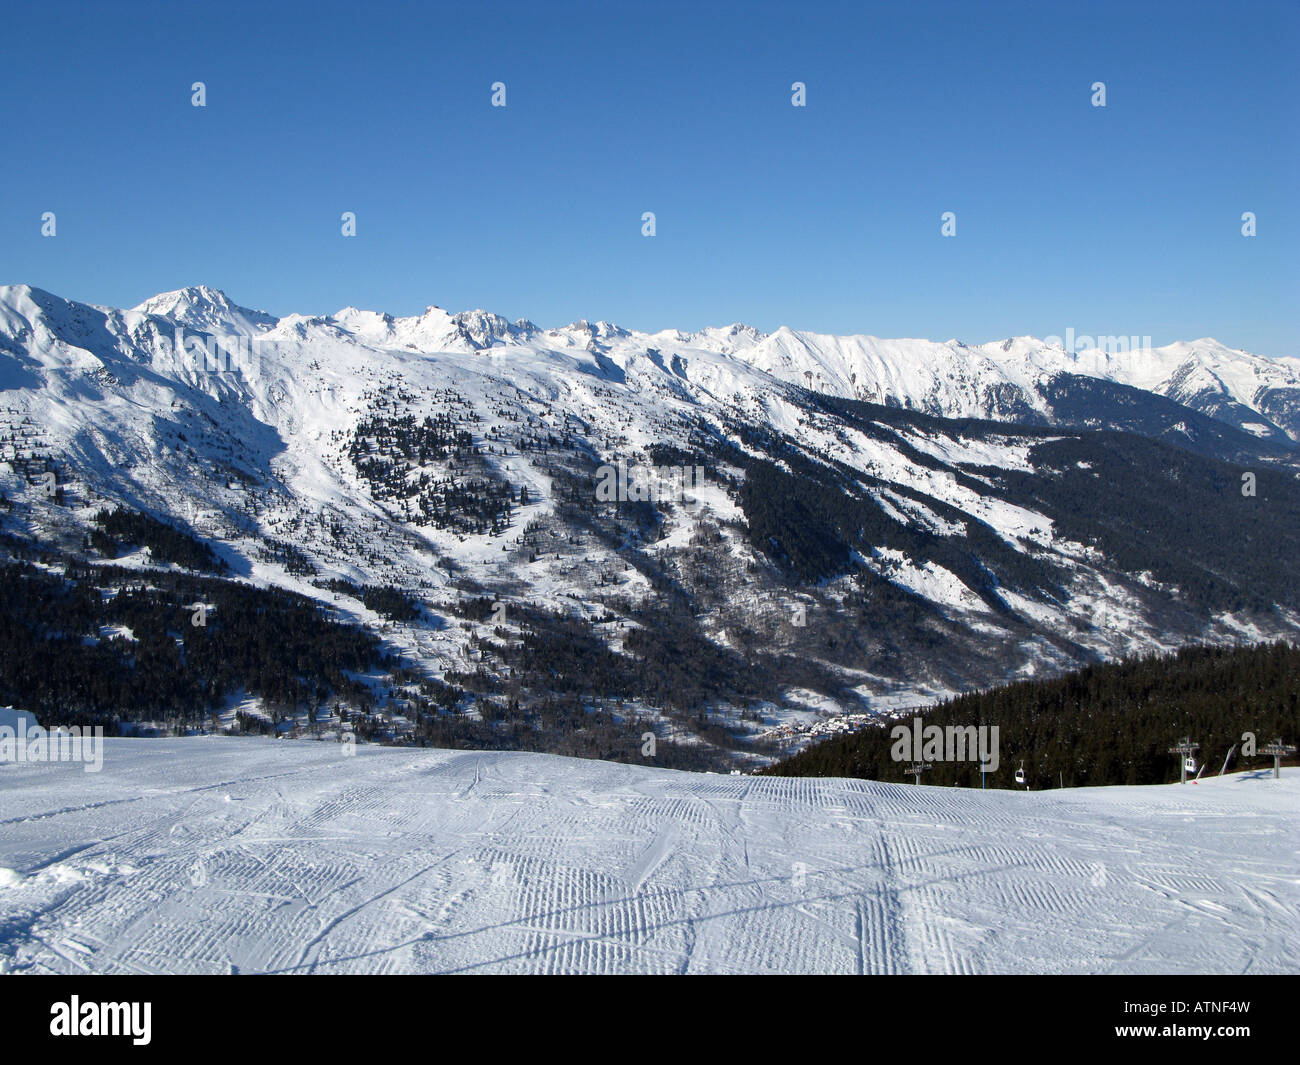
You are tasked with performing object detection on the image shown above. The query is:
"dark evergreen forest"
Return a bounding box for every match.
[765,641,1300,788]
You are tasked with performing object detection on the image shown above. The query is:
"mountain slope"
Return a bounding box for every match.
[2,283,1299,767]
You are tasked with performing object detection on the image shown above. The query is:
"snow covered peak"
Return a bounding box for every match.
[0,283,57,332]
[449,309,536,349]
[331,306,393,332]
[0,284,125,373]
[557,319,634,350]
[683,323,766,352]
[0,282,45,306]
[325,304,537,353]
[133,285,277,334]
[0,283,94,326]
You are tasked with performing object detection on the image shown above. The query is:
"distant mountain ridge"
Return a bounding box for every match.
[108,284,1300,443]
[90,284,1300,444]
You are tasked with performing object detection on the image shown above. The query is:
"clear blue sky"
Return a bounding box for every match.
[1,0,1296,355]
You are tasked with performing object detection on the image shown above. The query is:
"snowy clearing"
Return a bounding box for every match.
[1,739,1296,975]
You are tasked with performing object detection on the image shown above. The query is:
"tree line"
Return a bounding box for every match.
[765,641,1300,788]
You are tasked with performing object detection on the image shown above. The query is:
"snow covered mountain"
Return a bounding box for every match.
[29,281,1296,446]
[2,283,1299,764]
[720,327,1300,447]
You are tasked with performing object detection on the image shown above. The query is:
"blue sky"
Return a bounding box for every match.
[1,0,1296,355]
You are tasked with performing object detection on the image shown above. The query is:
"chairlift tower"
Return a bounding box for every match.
[1261,738,1296,780]
[904,761,931,785]
[1168,737,1200,784]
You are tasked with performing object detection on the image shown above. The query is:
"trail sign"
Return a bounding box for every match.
[1261,738,1296,780]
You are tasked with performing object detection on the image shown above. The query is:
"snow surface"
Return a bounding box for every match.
[1,739,1295,975]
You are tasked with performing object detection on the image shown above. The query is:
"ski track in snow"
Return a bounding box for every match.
[1,739,1296,975]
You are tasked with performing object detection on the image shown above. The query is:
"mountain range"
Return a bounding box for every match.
[2,282,1298,766]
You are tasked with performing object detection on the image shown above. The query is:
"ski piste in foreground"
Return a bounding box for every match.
[1,738,1294,975]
